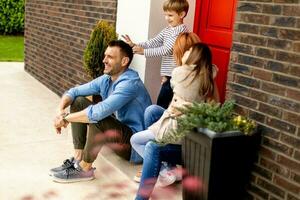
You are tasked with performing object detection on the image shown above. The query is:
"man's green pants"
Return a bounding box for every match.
[70,97,133,162]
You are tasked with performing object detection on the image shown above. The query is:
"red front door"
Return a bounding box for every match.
[194,0,238,102]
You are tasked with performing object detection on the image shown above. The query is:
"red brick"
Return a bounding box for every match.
[236,74,260,88]
[287,193,300,200]
[263,137,294,156]
[250,89,268,102]
[253,164,273,180]
[253,69,272,81]
[286,89,300,101]
[277,155,300,173]
[295,150,300,161]
[25,0,117,95]
[281,133,300,150]
[260,146,277,160]
[257,177,285,198]
[283,112,300,126]
[261,82,286,96]
[274,175,300,194]
[248,184,269,199]
[290,65,300,77]
[260,158,290,177]
[240,13,270,25]
[291,172,300,185]
[232,1,300,199]
[259,103,282,119]
[260,125,280,140]
[266,117,296,134]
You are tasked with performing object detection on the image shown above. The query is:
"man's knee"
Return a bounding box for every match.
[70,96,90,112]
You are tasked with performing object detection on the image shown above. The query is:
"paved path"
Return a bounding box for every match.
[0,62,182,200]
[0,62,138,200]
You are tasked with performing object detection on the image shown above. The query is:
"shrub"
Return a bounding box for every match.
[83,20,118,79]
[160,101,257,143]
[0,0,25,34]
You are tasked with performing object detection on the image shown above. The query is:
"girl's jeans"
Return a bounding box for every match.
[130,105,165,157]
[144,105,165,128]
[135,141,182,200]
[133,105,181,200]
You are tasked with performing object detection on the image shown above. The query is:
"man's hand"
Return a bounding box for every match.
[54,114,69,134]
[121,34,135,47]
[133,45,144,55]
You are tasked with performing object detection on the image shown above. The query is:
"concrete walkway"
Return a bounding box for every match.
[0,62,139,200]
[0,63,182,200]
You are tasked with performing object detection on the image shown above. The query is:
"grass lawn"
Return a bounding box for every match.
[0,35,24,61]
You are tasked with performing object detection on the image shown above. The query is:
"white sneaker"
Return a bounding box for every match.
[157,170,177,187]
[156,162,175,187]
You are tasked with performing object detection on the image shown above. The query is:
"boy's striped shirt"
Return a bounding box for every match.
[138,24,188,77]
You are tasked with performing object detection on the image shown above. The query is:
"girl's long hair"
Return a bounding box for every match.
[184,43,214,99]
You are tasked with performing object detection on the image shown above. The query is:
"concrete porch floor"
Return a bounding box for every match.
[0,62,181,200]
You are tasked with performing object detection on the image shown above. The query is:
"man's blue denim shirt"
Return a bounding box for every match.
[66,68,152,162]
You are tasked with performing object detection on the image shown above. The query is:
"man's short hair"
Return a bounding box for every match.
[163,0,189,17]
[108,40,134,67]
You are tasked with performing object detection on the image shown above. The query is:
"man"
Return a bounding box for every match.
[51,40,152,183]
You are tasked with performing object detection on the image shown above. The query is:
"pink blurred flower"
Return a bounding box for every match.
[108,192,122,199]
[106,143,129,152]
[104,130,121,139]
[43,190,58,198]
[91,145,102,157]
[94,134,105,142]
[151,186,177,200]
[182,176,203,192]
[21,195,34,200]
[171,167,187,177]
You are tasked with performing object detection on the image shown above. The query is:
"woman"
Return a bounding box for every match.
[132,42,220,200]
[132,32,202,184]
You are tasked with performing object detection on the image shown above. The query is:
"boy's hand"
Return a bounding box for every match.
[133,45,144,55]
[121,34,135,47]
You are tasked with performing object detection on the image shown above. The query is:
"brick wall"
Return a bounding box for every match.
[25,0,117,95]
[228,0,300,199]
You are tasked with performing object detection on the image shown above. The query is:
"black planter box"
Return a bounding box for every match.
[182,128,259,200]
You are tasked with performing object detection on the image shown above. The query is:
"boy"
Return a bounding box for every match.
[122,0,189,109]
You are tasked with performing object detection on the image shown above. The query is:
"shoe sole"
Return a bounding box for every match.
[52,176,95,183]
[156,176,176,187]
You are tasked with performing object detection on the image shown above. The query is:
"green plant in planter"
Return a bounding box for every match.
[162,100,256,143]
[83,20,118,79]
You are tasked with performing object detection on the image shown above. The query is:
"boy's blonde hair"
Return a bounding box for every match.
[163,0,189,17]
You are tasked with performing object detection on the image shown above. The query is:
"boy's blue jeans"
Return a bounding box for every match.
[135,141,182,200]
[157,76,173,109]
